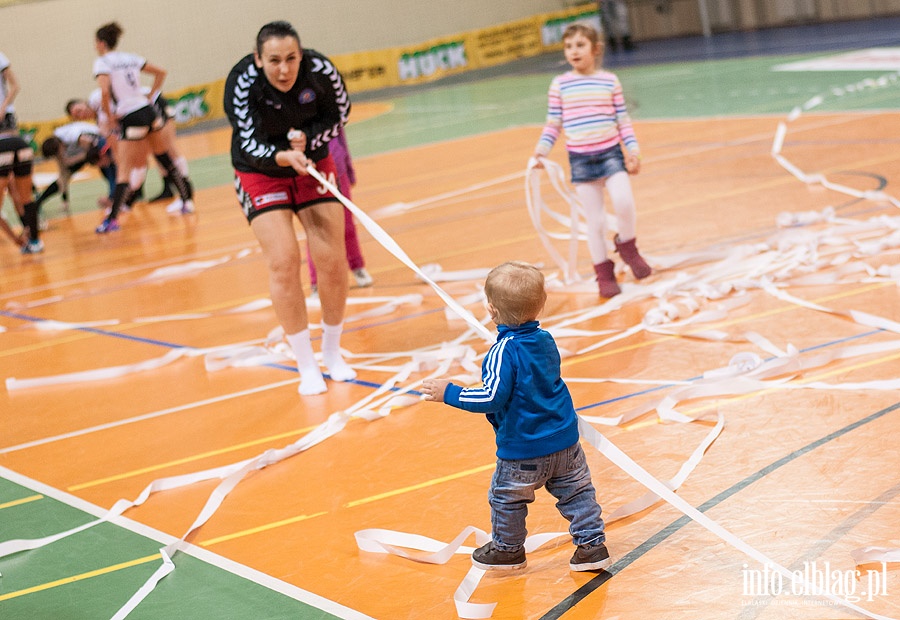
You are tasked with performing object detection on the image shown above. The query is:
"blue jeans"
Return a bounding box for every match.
[488,442,606,551]
[568,146,626,183]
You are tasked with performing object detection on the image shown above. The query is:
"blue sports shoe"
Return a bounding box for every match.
[20,239,44,254]
[95,218,120,234]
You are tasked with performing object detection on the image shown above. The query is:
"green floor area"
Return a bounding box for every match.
[0,477,345,619]
[18,49,900,222]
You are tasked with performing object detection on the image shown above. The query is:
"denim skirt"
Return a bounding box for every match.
[568,146,626,183]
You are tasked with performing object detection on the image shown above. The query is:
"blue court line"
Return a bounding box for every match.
[540,397,900,619]
[575,327,885,413]
[0,307,423,390]
[2,307,889,413]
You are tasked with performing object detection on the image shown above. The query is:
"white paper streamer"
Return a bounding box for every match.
[5,348,192,391]
[577,419,892,620]
[773,70,900,209]
[305,164,493,342]
[851,547,900,565]
[355,526,568,619]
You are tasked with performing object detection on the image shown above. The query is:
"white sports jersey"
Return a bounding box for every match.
[0,51,14,113]
[53,121,102,145]
[92,51,149,118]
[88,87,112,125]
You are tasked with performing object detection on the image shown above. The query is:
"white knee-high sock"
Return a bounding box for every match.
[175,156,190,177]
[322,322,356,382]
[606,172,637,242]
[286,329,327,395]
[575,181,611,263]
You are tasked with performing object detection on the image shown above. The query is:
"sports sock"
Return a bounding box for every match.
[286,329,327,395]
[321,322,356,382]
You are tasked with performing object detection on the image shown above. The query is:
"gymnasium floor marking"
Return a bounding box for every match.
[0,466,373,619]
[538,399,900,619]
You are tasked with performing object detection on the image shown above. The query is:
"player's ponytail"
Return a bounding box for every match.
[96,22,123,50]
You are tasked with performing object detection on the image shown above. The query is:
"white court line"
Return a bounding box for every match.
[755,499,893,505]
[0,378,299,455]
[0,465,374,620]
[0,240,260,303]
[371,114,872,218]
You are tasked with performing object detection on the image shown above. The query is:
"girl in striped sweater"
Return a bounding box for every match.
[533,23,651,298]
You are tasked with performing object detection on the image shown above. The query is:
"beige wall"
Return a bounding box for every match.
[2,0,576,121]
[626,0,899,45]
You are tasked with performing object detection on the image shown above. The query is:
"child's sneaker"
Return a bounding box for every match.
[165,198,184,214]
[352,267,373,287]
[95,218,120,234]
[471,542,526,570]
[570,543,611,571]
[20,239,44,254]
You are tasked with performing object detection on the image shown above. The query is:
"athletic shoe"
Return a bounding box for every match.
[165,199,183,214]
[569,543,611,571]
[95,218,120,234]
[181,200,195,214]
[352,267,373,287]
[471,542,526,570]
[20,239,44,254]
[149,185,174,202]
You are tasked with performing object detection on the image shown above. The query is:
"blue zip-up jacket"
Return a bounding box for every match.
[443,321,580,460]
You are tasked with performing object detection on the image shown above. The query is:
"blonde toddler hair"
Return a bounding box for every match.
[484,261,547,326]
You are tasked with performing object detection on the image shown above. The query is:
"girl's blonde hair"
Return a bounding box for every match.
[484,261,547,326]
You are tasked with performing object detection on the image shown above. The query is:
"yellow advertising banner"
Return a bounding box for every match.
[332,49,394,92]
[164,79,226,129]
[465,16,544,68]
[335,3,599,92]
[21,3,599,145]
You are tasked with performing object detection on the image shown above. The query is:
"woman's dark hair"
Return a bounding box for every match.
[96,22,123,49]
[255,21,301,55]
[41,136,62,158]
[65,99,83,116]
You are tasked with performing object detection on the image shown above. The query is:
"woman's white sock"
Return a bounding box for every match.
[286,329,327,395]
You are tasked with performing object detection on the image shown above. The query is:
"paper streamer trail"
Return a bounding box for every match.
[305,164,493,342]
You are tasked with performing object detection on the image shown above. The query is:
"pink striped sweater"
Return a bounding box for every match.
[536,69,639,158]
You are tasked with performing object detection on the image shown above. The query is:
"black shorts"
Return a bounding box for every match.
[119,105,165,141]
[0,134,33,176]
[151,94,173,123]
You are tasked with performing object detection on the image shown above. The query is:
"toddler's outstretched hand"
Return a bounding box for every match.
[421,379,450,402]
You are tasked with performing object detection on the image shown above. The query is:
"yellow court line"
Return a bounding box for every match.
[0,553,160,602]
[344,463,495,508]
[200,511,329,547]
[562,280,892,369]
[0,494,43,510]
[196,465,497,546]
[680,349,900,419]
[621,349,900,433]
[0,332,100,359]
[68,424,321,491]
[643,151,900,216]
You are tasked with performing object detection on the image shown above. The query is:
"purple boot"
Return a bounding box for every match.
[615,235,652,279]
[594,260,621,298]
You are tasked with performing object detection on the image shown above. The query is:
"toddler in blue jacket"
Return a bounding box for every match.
[422,261,610,571]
